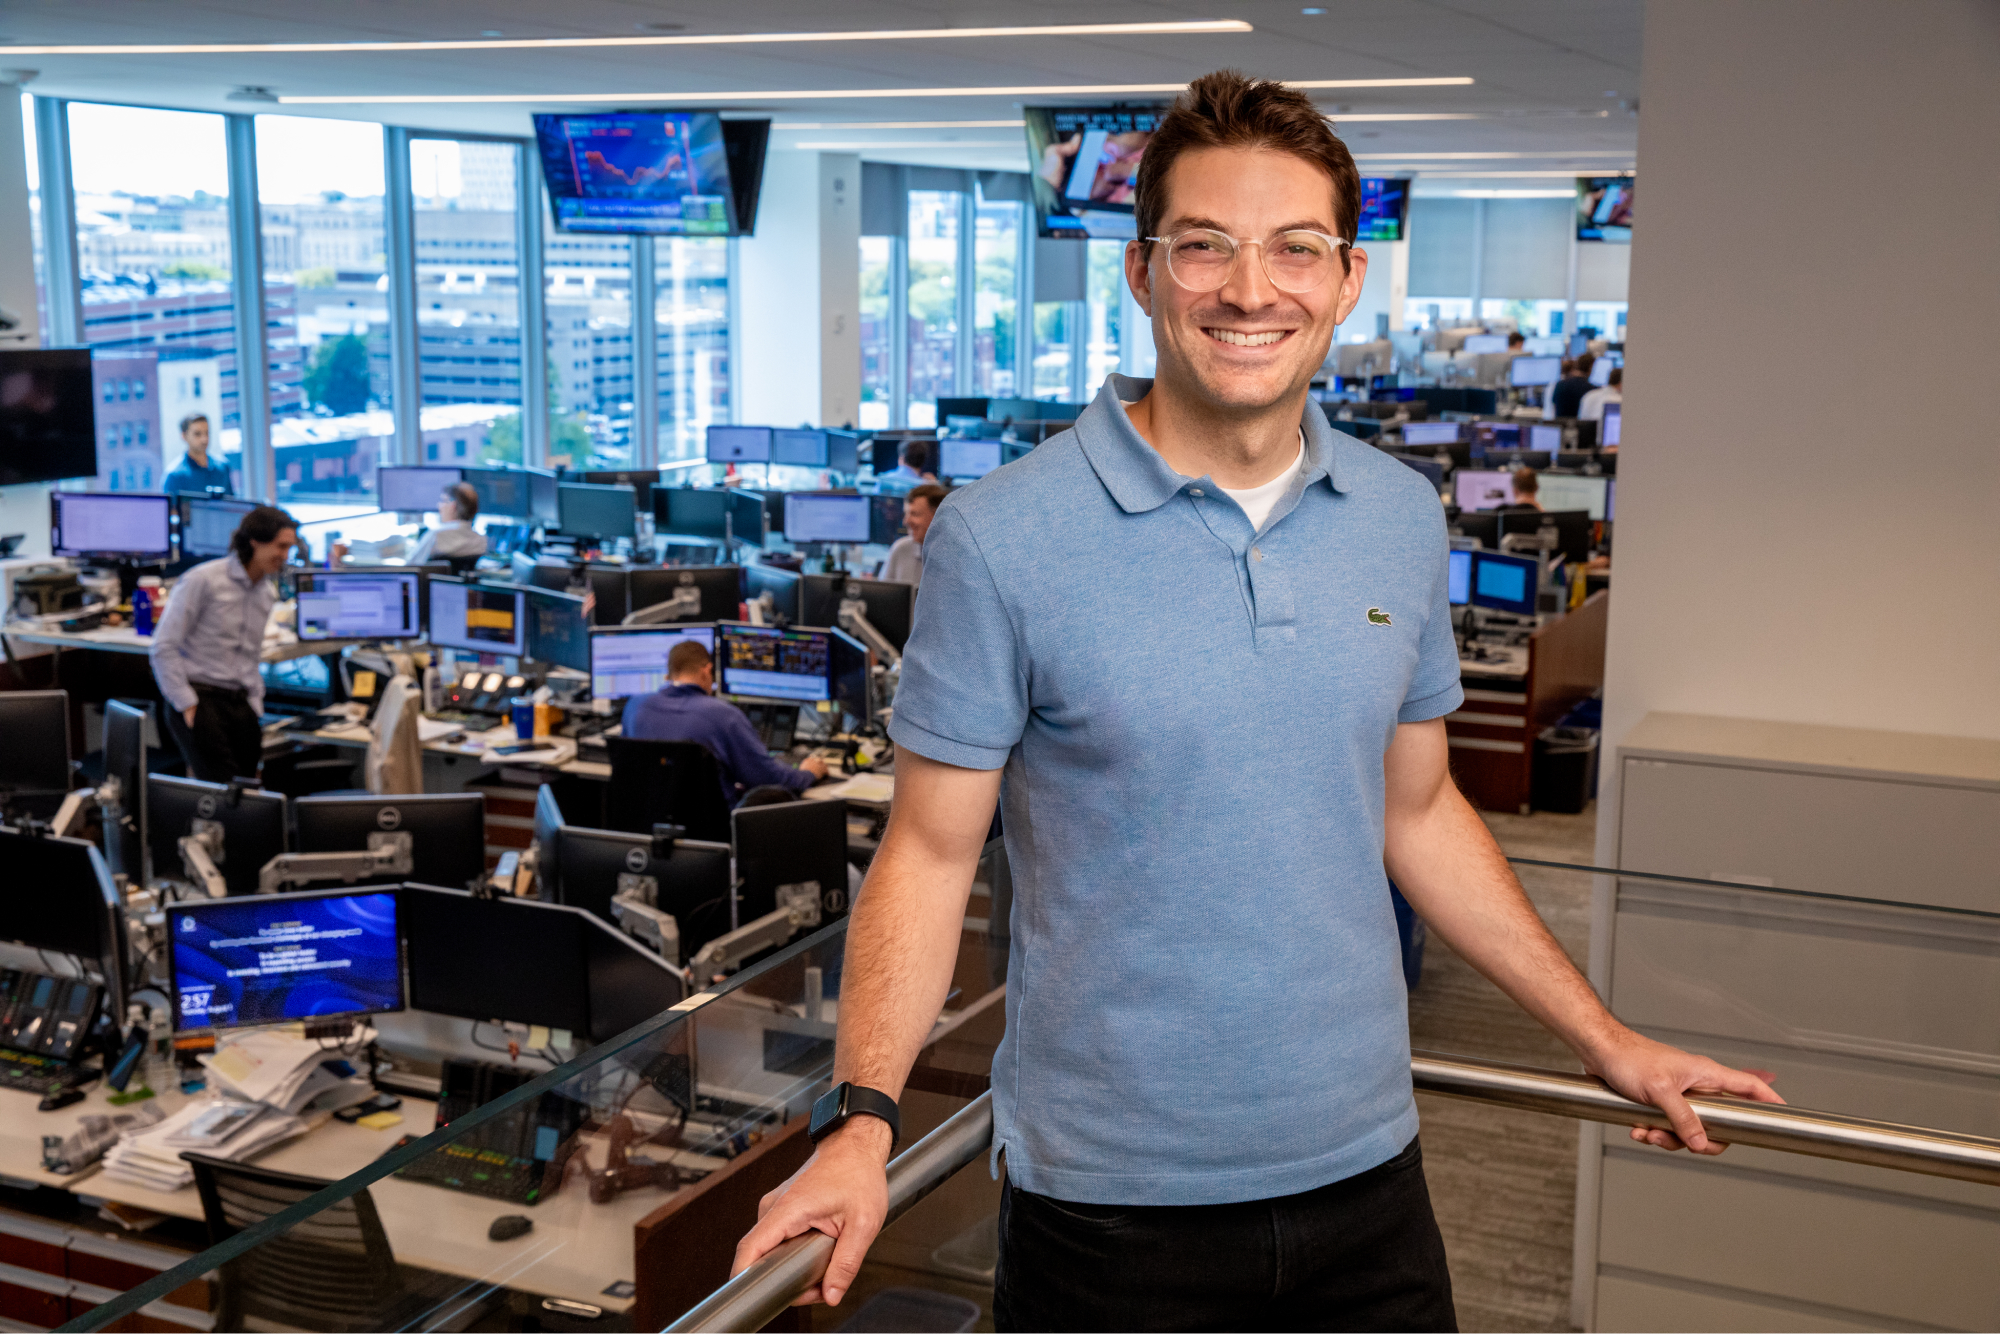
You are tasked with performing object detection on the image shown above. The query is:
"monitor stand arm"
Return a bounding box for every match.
[49,787,98,840]
[256,833,414,894]
[177,824,229,899]
[838,599,901,669]
[622,587,703,627]
[686,884,824,982]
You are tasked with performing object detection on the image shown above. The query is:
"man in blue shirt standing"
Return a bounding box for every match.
[161,413,233,497]
[622,640,827,801]
[734,72,1780,1331]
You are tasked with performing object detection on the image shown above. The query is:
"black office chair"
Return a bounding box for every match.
[443,554,481,576]
[604,736,733,843]
[182,1153,499,1333]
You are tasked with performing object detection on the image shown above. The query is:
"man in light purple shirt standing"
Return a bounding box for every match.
[151,505,297,783]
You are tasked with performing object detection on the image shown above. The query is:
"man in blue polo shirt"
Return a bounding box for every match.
[161,413,233,497]
[734,72,1779,1331]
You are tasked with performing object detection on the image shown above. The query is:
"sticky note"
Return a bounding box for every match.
[357,1111,403,1131]
[816,700,832,712]
[527,1025,551,1050]
[551,1028,573,1049]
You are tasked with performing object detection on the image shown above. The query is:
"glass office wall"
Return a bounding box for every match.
[906,189,960,428]
[972,198,1019,397]
[256,115,385,506]
[1085,239,1125,392]
[655,237,731,463]
[545,221,634,470]
[1031,301,1079,402]
[857,235,892,430]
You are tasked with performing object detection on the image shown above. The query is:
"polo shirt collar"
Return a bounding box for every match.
[1074,374,1351,516]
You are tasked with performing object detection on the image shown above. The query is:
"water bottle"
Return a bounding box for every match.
[132,576,162,636]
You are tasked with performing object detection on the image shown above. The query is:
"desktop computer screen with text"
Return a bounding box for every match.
[429,579,526,656]
[169,890,403,1031]
[297,572,422,641]
[1453,469,1514,512]
[719,624,831,703]
[784,493,872,544]
[589,626,716,699]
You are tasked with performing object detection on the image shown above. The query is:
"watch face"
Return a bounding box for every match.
[809,1083,848,1140]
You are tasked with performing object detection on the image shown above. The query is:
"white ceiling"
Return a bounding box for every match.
[1,0,1641,186]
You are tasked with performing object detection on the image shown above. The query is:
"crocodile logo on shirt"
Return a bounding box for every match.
[1367,607,1393,626]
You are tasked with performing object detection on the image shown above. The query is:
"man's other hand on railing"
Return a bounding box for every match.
[1580,1025,1785,1153]
[732,1116,893,1308]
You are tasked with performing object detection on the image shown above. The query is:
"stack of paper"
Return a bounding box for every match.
[101,1100,311,1192]
[199,1028,378,1117]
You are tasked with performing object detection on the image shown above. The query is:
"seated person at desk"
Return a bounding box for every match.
[1578,365,1622,422]
[883,440,937,485]
[1498,467,1542,512]
[1549,352,1596,419]
[407,482,487,566]
[1506,330,1526,354]
[161,413,233,497]
[622,641,829,800]
[879,483,946,587]
[151,505,298,783]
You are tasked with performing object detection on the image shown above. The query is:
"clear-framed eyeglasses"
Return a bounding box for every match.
[1145,229,1353,295]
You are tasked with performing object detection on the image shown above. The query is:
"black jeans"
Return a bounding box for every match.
[164,684,263,784]
[995,1138,1456,1333]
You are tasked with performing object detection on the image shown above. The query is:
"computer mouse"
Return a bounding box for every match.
[39,1087,86,1113]
[489,1214,533,1242]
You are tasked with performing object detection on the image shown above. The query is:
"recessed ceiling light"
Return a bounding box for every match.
[3,18,1255,55]
[480,30,503,38]
[282,77,1473,105]
[1301,7,1328,13]
[774,119,1026,129]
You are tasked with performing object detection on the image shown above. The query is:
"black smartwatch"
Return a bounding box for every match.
[809,1082,900,1149]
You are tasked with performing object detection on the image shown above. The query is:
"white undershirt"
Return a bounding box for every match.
[1214,431,1306,532]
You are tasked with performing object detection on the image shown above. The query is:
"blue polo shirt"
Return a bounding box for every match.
[888,375,1463,1207]
[162,455,234,497]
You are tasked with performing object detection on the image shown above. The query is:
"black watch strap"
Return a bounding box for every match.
[809,1082,900,1149]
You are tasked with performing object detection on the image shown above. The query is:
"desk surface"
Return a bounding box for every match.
[4,622,330,664]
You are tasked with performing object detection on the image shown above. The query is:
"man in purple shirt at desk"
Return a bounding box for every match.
[621,640,828,802]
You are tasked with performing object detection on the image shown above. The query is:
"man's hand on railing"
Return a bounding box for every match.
[730,1117,894,1308]
[1583,1026,1784,1154]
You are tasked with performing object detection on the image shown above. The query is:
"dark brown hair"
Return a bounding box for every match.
[904,483,948,511]
[667,639,713,678]
[1512,467,1540,497]
[1134,70,1361,271]
[230,505,298,564]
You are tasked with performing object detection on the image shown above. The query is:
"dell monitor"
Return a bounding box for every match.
[1601,402,1622,447]
[1470,550,1539,616]
[524,586,591,672]
[0,690,71,801]
[379,466,463,513]
[801,574,914,652]
[1399,421,1462,448]
[938,438,1003,480]
[402,888,592,1034]
[147,775,288,899]
[1447,548,1472,606]
[655,487,731,544]
[0,829,119,962]
[1453,469,1515,512]
[717,623,831,703]
[553,825,734,963]
[629,565,742,622]
[743,564,802,624]
[1449,511,1500,550]
[178,496,258,560]
[428,577,527,657]
[168,888,402,1031]
[588,624,717,700]
[733,800,851,932]
[1509,356,1563,388]
[707,425,773,464]
[294,792,487,890]
[771,428,830,467]
[295,569,423,642]
[51,492,172,562]
[557,483,637,541]
[1498,508,1594,566]
[783,492,872,545]
[0,348,99,486]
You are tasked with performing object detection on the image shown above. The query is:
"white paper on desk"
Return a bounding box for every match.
[416,717,465,742]
[102,1099,311,1189]
[815,773,894,803]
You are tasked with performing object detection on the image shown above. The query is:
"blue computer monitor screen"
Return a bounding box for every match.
[524,587,591,671]
[784,493,872,544]
[771,428,828,466]
[707,426,772,463]
[379,466,462,513]
[1601,403,1622,446]
[52,493,172,559]
[557,484,636,540]
[1510,356,1562,387]
[1453,469,1514,512]
[1472,552,1537,615]
[1447,548,1472,606]
[1400,421,1461,446]
[938,438,1002,479]
[533,111,735,236]
[719,625,831,702]
[429,579,526,656]
[181,497,256,558]
[169,890,402,1031]
[589,625,716,698]
[297,572,421,641]
[1528,423,1564,453]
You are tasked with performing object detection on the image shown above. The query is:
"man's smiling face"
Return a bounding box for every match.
[1127,144,1368,416]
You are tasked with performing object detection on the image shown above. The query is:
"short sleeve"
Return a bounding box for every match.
[1397,531,1465,724]
[887,505,1027,771]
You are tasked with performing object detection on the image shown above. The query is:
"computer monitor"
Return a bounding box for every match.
[147,775,287,899]
[654,487,730,543]
[428,576,527,657]
[938,438,1003,480]
[1509,356,1562,387]
[294,792,487,890]
[102,700,150,881]
[400,888,590,1035]
[557,483,637,541]
[771,428,829,467]
[1470,550,1539,616]
[1589,355,1616,387]
[1399,421,1462,447]
[802,574,913,651]
[1387,453,1445,491]
[524,586,591,672]
[743,564,802,624]
[829,626,871,729]
[178,496,258,560]
[1460,334,1508,355]
[529,469,560,525]
[717,623,831,703]
[0,690,71,801]
[1601,402,1622,447]
[1453,469,1515,512]
[1484,449,1554,471]
[1527,423,1564,454]
[463,467,549,520]
[728,489,768,547]
[579,470,661,513]
[629,565,742,622]
[379,466,463,513]
[824,429,863,474]
[512,554,578,593]
[50,492,172,562]
[1469,422,1521,454]
[585,565,629,625]
[1498,508,1593,566]
[707,425,773,464]
[295,569,423,642]
[588,624,717,699]
[1534,473,1611,521]
[1449,510,1500,550]
[784,492,872,544]
[1447,548,1472,606]
[167,888,402,1031]
[0,829,120,962]
[553,826,734,963]
[733,800,851,930]
[532,785,563,900]
[868,494,907,547]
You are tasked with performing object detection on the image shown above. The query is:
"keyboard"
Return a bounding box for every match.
[0,1048,93,1096]
[388,1058,582,1206]
[392,1134,549,1205]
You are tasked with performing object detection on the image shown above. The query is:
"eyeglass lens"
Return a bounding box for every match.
[1163,230,1341,294]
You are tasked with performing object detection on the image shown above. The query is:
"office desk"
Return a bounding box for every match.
[3,622,330,665]
[1444,590,1608,814]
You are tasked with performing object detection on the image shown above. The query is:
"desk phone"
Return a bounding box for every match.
[443,668,527,717]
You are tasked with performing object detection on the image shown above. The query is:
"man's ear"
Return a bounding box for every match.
[1124,240,1155,318]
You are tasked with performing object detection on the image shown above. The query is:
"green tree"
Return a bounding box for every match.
[160,260,226,281]
[482,412,525,464]
[295,266,338,289]
[303,334,372,415]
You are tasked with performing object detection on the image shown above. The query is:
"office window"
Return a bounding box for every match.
[1085,239,1125,395]
[858,236,892,430]
[545,218,633,469]
[655,237,731,462]
[906,189,960,428]
[973,198,1020,397]
[21,94,45,337]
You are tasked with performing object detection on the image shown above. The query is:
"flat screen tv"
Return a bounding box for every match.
[1024,105,1166,240]
[0,348,98,486]
[534,111,738,236]
[1357,178,1410,242]
[1576,176,1634,243]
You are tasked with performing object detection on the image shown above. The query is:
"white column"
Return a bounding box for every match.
[736,151,860,428]
[0,87,39,349]
[818,154,860,428]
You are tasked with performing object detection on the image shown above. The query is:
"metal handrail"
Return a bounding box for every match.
[667,1052,2000,1331]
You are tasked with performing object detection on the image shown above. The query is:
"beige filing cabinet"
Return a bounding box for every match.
[1575,712,2000,1332]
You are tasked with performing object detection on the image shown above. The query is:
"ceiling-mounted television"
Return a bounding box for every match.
[1357,178,1410,242]
[0,348,98,486]
[534,111,738,236]
[1577,176,1634,243]
[1024,105,1167,240]
[719,119,770,237]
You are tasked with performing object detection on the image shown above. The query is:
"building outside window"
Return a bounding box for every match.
[972,197,1019,397]
[545,220,633,470]
[656,237,731,462]
[1085,239,1126,394]
[905,189,960,428]
[857,235,892,430]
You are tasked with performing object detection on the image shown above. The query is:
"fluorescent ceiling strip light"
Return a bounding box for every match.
[774,120,1026,130]
[1353,150,1632,160]
[0,19,1254,56]
[1415,169,1632,178]
[1444,189,1579,198]
[787,140,1021,149]
[1325,112,1484,122]
[279,77,1474,105]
